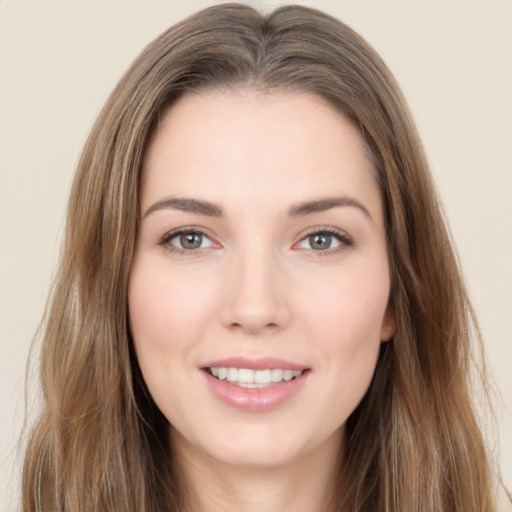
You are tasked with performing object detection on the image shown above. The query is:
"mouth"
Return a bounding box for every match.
[201,358,310,411]
[206,367,305,388]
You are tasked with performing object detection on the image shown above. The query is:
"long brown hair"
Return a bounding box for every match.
[22,3,499,511]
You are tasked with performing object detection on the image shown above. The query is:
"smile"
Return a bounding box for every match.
[208,367,303,388]
[202,361,310,411]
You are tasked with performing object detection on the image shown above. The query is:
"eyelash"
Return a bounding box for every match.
[157,227,353,256]
[157,227,215,256]
[297,227,353,256]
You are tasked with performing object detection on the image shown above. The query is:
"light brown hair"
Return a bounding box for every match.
[22,3,499,511]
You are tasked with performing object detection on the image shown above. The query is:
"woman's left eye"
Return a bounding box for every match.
[296,230,352,252]
[160,230,215,252]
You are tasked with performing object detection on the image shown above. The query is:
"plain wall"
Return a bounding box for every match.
[1,0,511,509]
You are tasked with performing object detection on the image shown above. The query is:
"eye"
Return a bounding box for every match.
[159,229,216,252]
[296,229,352,252]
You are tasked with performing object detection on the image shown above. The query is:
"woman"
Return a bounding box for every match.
[21,3,506,511]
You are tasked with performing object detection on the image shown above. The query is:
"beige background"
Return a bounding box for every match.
[1,0,511,509]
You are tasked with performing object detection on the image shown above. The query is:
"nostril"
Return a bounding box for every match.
[229,321,279,332]
[221,287,291,333]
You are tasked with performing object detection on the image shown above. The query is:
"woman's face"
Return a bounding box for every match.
[129,90,394,469]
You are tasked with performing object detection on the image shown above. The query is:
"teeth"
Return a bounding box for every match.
[283,370,293,381]
[256,369,272,384]
[227,367,238,382]
[271,369,283,382]
[209,367,303,387]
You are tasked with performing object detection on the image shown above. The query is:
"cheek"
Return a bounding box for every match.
[128,261,218,355]
[127,259,222,421]
[304,264,390,346]
[301,264,389,403]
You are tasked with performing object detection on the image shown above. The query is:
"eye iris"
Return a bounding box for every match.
[310,233,331,250]
[180,232,202,249]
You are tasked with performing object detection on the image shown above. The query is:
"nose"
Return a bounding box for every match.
[220,246,291,335]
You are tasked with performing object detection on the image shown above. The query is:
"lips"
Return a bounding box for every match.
[201,357,310,412]
[208,367,303,387]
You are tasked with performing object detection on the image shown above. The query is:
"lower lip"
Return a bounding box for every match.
[203,371,309,412]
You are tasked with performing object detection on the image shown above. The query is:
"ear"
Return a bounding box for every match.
[380,303,396,342]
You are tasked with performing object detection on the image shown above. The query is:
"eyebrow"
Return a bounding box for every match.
[144,195,372,221]
[144,197,225,218]
[288,196,373,222]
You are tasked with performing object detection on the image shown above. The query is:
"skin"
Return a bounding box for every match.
[129,90,395,512]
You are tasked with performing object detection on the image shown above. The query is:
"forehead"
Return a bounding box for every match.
[141,90,382,219]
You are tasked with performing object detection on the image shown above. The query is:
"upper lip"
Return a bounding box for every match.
[201,357,308,371]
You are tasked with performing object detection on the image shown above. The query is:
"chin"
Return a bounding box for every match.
[180,419,342,471]
[208,442,304,469]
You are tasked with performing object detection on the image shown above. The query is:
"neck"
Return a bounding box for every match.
[172,429,343,512]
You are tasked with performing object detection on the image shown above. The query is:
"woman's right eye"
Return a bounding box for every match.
[159,229,215,252]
